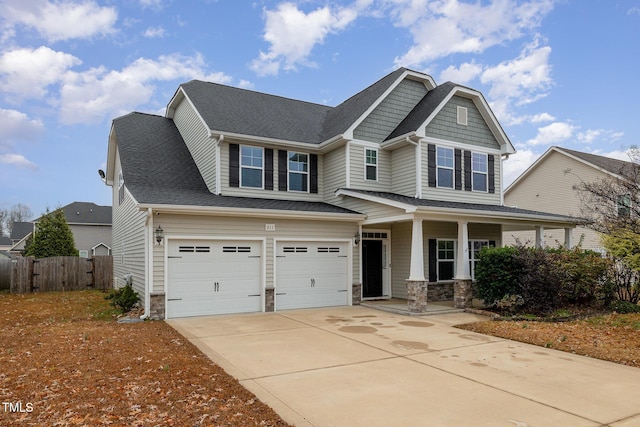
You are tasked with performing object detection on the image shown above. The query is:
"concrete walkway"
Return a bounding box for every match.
[168,306,640,427]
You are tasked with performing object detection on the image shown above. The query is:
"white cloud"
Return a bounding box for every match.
[628,7,640,16]
[143,26,166,38]
[527,121,576,146]
[577,129,624,144]
[502,148,540,188]
[391,0,554,68]
[0,153,37,170]
[0,108,44,150]
[530,112,555,123]
[439,62,482,84]
[251,2,359,76]
[58,53,232,124]
[1,0,118,42]
[0,46,82,99]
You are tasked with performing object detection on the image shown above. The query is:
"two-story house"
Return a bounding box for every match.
[104,68,576,320]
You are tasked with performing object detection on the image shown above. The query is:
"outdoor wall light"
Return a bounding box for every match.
[155,225,164,245]
[354,231,360,246]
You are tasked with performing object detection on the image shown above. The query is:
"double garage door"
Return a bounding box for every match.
[167,239,348,318]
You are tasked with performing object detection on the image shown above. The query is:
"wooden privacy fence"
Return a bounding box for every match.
[8,256,113,294]
[0,258,10,290]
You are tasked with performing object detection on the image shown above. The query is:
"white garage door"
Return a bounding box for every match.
[167,240,262,318]
[276,241,349,310]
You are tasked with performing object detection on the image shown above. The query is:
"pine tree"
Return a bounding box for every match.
[25,208,79,258]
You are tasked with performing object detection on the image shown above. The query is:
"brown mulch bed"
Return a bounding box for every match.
[457,311,640,368]
[0,291,291,426]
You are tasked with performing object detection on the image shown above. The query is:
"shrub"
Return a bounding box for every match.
[515,247,563,315]
[609,300,640,314]
[552,248,613,306]
[475,246,520,306]
[106,284,139,313]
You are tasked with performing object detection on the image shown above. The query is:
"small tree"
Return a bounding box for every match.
[25,208,79,258]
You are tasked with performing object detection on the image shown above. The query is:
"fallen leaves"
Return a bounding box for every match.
[458,312,640,368]
[0,290,291,426]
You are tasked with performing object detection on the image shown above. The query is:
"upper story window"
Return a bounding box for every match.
[288,152,308,192]
[241,145,263,188]
[365,149,378,181]
[437,147,454,188]
[472,152,488,192]
[617,194,631,217]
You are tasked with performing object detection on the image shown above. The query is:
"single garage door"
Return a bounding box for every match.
[166,240,262,318]
[276,241,349,310]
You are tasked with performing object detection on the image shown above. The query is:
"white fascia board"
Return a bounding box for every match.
[343,70,436,140]
[555,147,630,182]
[335,189,417,213]
[413,205,576,226]
[105,124,118,185]
[165,86,185,118]
[209,131,346,153]
[504,146,555,195]
[136,203,366,222]
[380,132,419,150]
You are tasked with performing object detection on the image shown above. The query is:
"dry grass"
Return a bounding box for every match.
[458,312,640,368]
[0,291,291,426]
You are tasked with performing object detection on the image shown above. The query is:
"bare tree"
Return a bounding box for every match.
[2,204,33,237]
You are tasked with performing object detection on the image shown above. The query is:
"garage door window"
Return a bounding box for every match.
[318,247,340,253]
[179,246,211,253]
[223,246,252,253]
[283,246,307,253]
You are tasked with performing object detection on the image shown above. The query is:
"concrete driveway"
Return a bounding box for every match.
[168,306,640,427]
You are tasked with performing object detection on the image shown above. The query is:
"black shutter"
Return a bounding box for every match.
[489,240,496,248]
[488,154,495,194]
[310,153,318,194]
[229,143,239,188]
[264,148,274,190]
[427,144,436,188]
[428,239,437,282]
[278,150,288,191]
[464,150,472,191]
[454,149,462,190]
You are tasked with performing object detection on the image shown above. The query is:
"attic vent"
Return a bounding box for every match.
[457,106,468,126]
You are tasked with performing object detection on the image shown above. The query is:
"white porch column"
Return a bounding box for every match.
[455,220,471,280]
[535,226,545,248]
[409,217,425,281]
[564,228,573,249]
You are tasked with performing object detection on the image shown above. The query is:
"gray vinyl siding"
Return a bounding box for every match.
[424,96,500,150]
[173,99,217,193]
[220,139,324,201]
[391,144,416,196]
[152,215,360,293]
[354,79,428,142]
[420,143,502,205]
[323,146,346,204]
[69,224,112,256]
[349,143,391,191]
[111,151,147,301]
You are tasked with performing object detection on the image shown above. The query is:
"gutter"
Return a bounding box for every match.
[140,208,152,320]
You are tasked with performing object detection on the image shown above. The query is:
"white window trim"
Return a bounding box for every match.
[471,152,488,193]
[436,146,455,189]
[364,148,378,181]
[287,151,309,193]
[457,106,468,126]
[468,240,489,279]
[240,145,264,189]
[436,239,456,282]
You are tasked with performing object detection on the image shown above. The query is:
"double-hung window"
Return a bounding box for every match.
[468,240,489,279]
[472,152,488,192]
[437,147,454,188]
[437,240,455,281]
[365,148,378,181]
[288,152,308,192]
[618,194,631,217]
[241,146,263,188]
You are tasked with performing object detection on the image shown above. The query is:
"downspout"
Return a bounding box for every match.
[216,134,223,195]
[345,141,351,188]
[140,208,152,320]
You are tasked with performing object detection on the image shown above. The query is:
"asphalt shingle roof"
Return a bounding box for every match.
[112,112,360,215]
[10,222,33,240]
[556,147,638,177]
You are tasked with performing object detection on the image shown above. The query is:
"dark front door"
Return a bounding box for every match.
[362,240,383,298]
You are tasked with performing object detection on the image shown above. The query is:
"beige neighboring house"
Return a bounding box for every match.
[504,146,633,251]
[10,202,112,257]
[105,67,576,320]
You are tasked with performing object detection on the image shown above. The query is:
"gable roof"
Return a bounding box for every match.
[34,202,111,225]
[111,112,361,217]
[168,67,435,145]
[505,146,637,194]
[0,236,12,246]
[10,222,33,241]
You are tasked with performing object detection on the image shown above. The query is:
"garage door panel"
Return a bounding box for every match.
[167,240,262,318]
[276,241,348,310]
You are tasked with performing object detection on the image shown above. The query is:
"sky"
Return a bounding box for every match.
[1,0,639,224]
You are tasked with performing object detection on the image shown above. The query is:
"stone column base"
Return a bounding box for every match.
[265,287,275,312]
[454,279,473,309]
[352,283,362,305]
[149,292,165,320]
[406,280,428,313]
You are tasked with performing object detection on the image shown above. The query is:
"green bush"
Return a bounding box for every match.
[106,284,139,313]
[609,300,640,314]
[475,246,520,306]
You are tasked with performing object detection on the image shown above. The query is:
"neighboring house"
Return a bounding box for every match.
[8,222,33,255]
[504,146,634,251]
[104,67,576,320]
[11,203,112,257]
[0,236,12,252]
